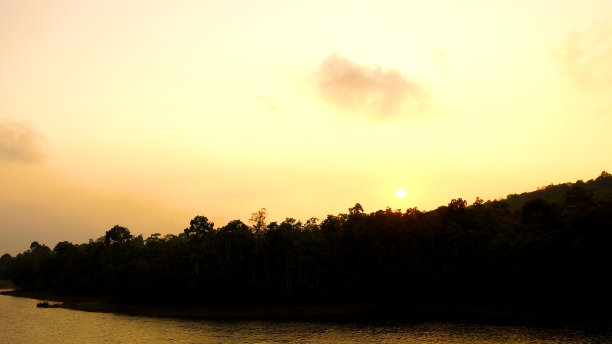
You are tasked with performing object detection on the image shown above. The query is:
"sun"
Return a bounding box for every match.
[395,188,407,199]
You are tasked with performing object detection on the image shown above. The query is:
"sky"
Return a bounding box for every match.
[1,0,612,254]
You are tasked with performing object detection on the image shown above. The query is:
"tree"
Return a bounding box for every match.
[0,253,13,279]
[597,171,612,180]
[349,203,364,215]
[29,241,42,252]
[448,198,467,212]
[104,225,133,245]
[249,208,267,234]
[184,215,215,239]
[53,241,75,254]
[221,219,250,233]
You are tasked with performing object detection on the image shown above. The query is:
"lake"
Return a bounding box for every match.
[1,292,610,344]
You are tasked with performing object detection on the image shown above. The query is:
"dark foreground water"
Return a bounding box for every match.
[1,292,611,344]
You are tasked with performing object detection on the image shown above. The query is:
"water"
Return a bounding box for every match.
[1,292,611,344]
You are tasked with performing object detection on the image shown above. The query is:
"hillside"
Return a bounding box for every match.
[1,171,612,320]
[505,171,612,209]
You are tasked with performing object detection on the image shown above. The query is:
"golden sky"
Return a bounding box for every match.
[1,0,612,254]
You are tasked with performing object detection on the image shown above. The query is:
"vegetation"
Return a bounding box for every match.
[0,279,13,289]
[2,172,612,316]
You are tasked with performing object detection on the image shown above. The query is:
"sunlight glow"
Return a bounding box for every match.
[395,189,407,199]
[1,0,611,255]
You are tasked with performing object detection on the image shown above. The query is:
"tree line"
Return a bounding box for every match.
[1,172,612,311]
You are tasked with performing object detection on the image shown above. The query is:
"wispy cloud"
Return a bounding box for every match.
[0,121,45,163]
[558,21,612,91]
[313,54,426,119]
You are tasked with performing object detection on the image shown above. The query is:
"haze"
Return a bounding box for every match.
[1,0,611,254]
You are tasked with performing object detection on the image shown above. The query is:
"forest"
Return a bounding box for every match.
[1,172,612,314]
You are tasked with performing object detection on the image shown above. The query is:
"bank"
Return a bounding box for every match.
[2,289,612,328]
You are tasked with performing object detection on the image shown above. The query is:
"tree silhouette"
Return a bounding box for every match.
[104,225,133,245]
[249,208,267,234]
[3,172,612,313]
[184,216,215,239]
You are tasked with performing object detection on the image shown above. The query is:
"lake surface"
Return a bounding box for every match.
[1,292,611,344]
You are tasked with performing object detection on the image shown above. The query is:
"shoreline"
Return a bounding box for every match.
[2,290,612,327]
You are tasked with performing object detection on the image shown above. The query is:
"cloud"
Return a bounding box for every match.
[0,120,45,162]
[558,21,612,91]
[313,54,426,119]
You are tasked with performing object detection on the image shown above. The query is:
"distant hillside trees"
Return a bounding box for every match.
[4,172,612,311]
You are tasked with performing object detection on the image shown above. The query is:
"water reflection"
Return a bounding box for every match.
[1,294,610,344]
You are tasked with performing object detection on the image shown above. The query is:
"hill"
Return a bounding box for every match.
[505,171,612,209]
[1,171,612,321]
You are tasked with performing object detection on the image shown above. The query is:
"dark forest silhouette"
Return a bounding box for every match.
[2,172,612,313]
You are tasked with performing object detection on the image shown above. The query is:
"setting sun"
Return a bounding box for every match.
[395,189,407,199]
